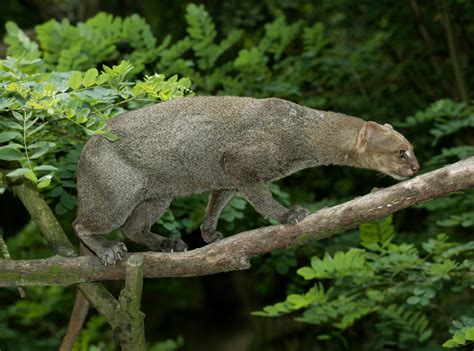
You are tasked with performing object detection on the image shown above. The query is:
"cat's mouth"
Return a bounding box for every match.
[387,167,418,180]
[389,173,409,181]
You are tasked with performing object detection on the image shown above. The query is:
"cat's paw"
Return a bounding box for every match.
[96,240,128,265]
[159,238,188,253]
[200,227,224,244]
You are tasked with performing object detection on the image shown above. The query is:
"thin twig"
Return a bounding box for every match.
[59,244,92,351]
[409,0,453,97]
[59,290,89,351]
[439,1,469,101]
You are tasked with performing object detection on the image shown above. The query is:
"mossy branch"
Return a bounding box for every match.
[11,181,76,257]
[116,255,146,350]
[1,157,473,287]
[1,169,148,349]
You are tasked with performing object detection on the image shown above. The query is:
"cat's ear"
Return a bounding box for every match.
[356,121,387,153]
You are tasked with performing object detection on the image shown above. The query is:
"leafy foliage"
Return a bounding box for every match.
[0,55,191,191]
[149,336,184,351]
[405,100,474,231]
[4,13,159,74]
[253,216,474,349]
[2,3,427,118]
[443,316,474,348]
[70,316,114,351]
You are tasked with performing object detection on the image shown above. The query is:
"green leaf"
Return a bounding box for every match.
[442,339,459,348]
[461,316,474,327]
[96,73,109,85]
[68,71,83,90]
[465,327,474,341]
[286,294,310,309]
[65,108,76,118]
[453,332,465,344]
[37,174,53,188]
[0,120,23,130]
[413,287,425,295]
[12,111,23,121]
[407,296,420,305]
[49,186,63,197]
[55,202,69,216]
[419,329,432,342]
[0,145,23,161]
[24,169,37,182]
[28,141,53,159]
[105,131,118,142]
[6,168,29,177]
[424,288,435,299]
[83,68,99,87]
[60,192,77,210]
[297,267,317,280]
[5,21,39,56]
[178,77,192,89]
[0,131,22,143]
[27,124,46,138]
[76,108,90,123]
[359,215,394,251]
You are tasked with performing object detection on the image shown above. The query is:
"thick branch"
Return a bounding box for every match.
[0,157,473,287]
[11,181,76,257]
[1,170,130,340]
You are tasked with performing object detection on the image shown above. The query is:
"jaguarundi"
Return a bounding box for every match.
[73,96,419,264]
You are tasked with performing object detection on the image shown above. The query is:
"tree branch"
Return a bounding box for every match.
[0,169,138,346]
[59,290,89,351]
[0,157,473,287]
[11,180,76,257]
[409,0,453,98]
[116,255,146,350]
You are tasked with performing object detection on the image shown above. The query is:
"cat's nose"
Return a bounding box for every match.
[411,163,419,174]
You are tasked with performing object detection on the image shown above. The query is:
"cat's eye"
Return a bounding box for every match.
[398,150,406,159]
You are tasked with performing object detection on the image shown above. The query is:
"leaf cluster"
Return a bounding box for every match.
[5,13,157,75]
[3,3,425,120]
[253,216,474,349]
[443,316,474,348]
[0,55,191,193]
[402,100,474,231]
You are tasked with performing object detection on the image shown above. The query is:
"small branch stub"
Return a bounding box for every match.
[122,254,145,313]
[116,254,146,350]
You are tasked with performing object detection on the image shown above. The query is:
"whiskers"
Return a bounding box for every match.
[376,172,388,179]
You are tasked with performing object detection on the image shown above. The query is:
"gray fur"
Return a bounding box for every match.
[73,96,419,264]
